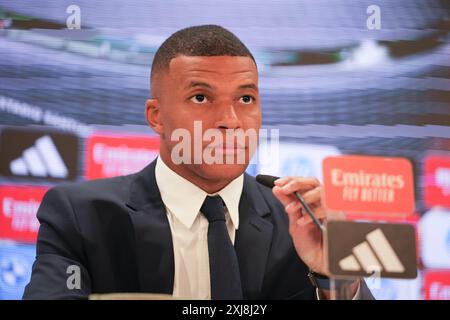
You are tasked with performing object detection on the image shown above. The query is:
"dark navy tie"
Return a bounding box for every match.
[201,195,243,300]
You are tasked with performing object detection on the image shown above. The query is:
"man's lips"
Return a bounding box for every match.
[204,144,247,154]
[205,144,246,149]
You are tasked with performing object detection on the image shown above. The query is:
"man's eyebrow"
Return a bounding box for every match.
[238,83,258,91]
[184,81,258,92]
[185,81,214,90]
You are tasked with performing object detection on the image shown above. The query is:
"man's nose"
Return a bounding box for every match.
[214,103,242,130]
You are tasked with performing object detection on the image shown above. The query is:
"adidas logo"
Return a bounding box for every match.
[339,228,405,274]
[9,135,69,178]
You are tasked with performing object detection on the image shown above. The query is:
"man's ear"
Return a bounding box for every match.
[145,98,164,136]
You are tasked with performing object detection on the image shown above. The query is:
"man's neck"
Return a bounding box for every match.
[159,152,236,194]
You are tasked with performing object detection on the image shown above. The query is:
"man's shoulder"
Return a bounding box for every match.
[48,172,137,204]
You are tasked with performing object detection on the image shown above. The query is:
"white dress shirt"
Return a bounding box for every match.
[155,156,243,299]
[155,156,360,300]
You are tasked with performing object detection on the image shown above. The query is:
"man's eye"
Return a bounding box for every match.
[190,94,208,104]
[239,95,254,104]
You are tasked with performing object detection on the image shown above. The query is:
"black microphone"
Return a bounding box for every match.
[255,174,278,188]
[256,174,326,233]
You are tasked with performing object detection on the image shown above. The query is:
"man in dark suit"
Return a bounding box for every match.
[23,25,373,300]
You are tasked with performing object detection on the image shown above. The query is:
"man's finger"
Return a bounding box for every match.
[272,185,296,207]
[274,176,293,187]
[301,186,322,206]
[277,177,320,195]
[285,200,303,231]
[273,186,303,231]
[297,207,327,227]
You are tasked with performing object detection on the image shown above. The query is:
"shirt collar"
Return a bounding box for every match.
[155,156,243,230]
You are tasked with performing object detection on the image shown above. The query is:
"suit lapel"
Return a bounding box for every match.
[126,160,174,294]
[125,161,274,298]
[235,174,273,299]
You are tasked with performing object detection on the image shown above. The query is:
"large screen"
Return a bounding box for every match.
[0,0,449,300]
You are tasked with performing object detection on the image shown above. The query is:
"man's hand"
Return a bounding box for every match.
[272,176,328,275]
[272,176,360,299]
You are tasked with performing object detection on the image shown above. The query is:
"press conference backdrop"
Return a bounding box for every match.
[0,0,449,300]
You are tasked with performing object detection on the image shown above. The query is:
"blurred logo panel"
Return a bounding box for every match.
[420,208,450,269]
[0,128,78,181]
[323,156,415,217]
[345,213,421,260]
[86,133,159,180]
[256,142,340,182]
[327,221,417,279]
[0,185,47,243]
[424,156,450,209]
[0,242,35,300]
[423,270,450,300]
[365,273,422,300]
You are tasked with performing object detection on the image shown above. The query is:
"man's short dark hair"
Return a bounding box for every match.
[150,25,256,90]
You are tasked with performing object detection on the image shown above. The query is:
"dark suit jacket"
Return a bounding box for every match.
[23,159,373,300]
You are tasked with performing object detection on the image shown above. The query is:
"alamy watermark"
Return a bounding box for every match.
[366,5,381,30]
[66,5,81,29]
[365,265,382,290]
[170,121,279,167]
[66,265,81,290]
